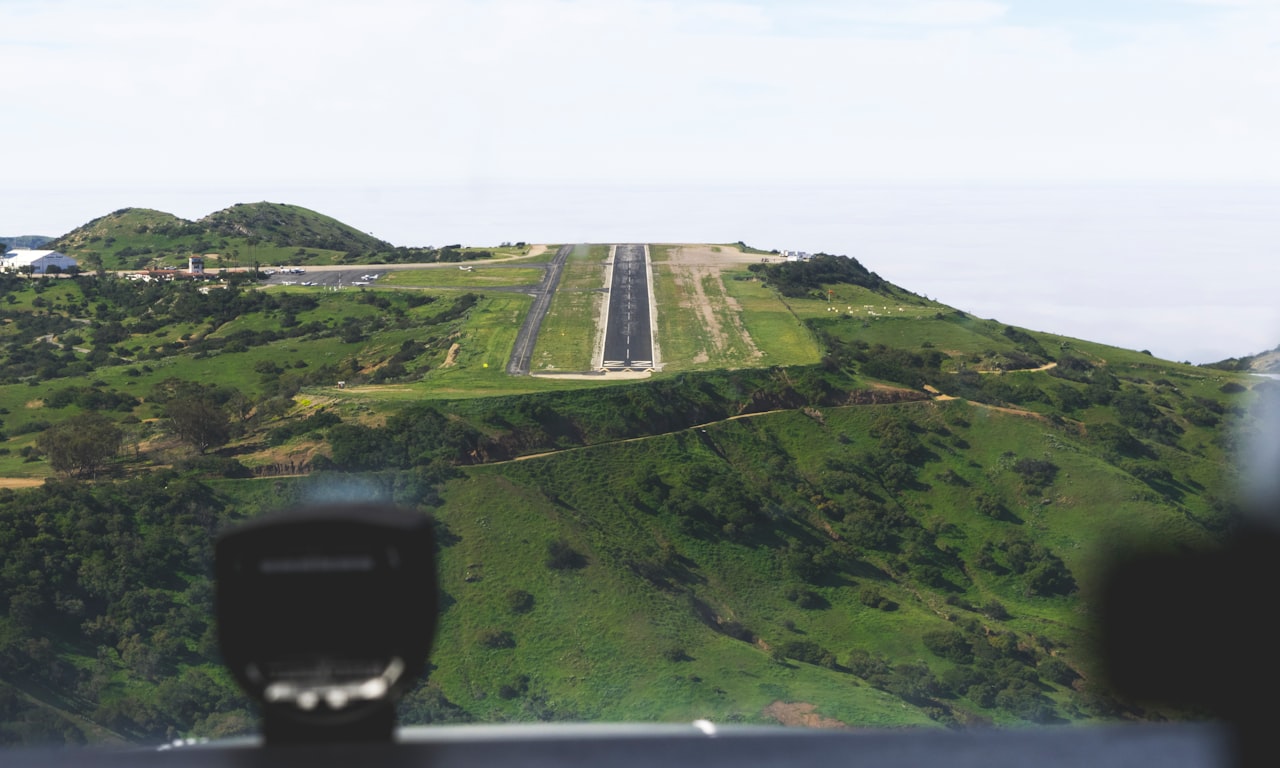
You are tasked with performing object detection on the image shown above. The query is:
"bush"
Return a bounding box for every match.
[922,629,975,664]
[859,588,896,611]
[981,600,1010,620]
[1011,458,1058,488]
[497,675,530,700]
[1025,558,1077,596]
[477,629,516,649]
[545,539,586,570]
[847,649,890,679]
[505,589,535,614]
[175,455,252,479]
[1039,657,1078,686]
[786,588,828,609]
[778,640,837,668]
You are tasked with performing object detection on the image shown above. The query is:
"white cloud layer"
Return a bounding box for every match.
[3,0,1279,186]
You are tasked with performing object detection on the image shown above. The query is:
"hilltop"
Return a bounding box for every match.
[46,202,397,272]
[0,220,1262,744]
[199,202,392,254]
[1207,343,1280,374]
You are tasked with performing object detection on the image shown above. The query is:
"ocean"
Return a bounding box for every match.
[5,182,1277,364]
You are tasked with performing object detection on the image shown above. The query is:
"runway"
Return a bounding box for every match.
[599,244,655,371]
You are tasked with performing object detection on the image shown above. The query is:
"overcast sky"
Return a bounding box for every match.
[4,0,1279,198]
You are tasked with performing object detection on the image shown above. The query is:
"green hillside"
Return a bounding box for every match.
[45,203,427,272]
[0,233,1260,745]
[199,202,392,255]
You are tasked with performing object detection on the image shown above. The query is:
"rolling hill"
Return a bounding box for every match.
[46,202,394,272]
[0,208,1264,745]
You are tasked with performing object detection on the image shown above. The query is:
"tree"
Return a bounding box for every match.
[35,412,123,478]
[166,397,231,453]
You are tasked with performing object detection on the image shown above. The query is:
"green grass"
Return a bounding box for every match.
[722,273,821,367]
[648,247,717,369]
[391,386,1226,725]
[435,448,940,725]
[530,244,609,371]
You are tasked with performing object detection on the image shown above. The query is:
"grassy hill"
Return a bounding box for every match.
[1207,343,1280,374]
[0,232,1261,745]
[199,202,392,254]
[47,203,405,272]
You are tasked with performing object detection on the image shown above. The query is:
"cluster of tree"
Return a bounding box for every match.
[320,367,847,472]
[34,413,123,478]
[850,625,1075,724]
[324,404,481,471]
[44,383,138,412]
[973,532,1076,596]
[0,473,250,741]
[201,202,393,254]
[0,275,472,430]
[747,253,887,298]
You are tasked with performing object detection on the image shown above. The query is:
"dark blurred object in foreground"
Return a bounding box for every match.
[1101,526,1280,767]
[216,503,438,745]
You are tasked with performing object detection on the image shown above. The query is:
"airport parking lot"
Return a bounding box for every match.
[259,267,386,288]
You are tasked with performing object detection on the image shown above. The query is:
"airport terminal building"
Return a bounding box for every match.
[1,249,78,275]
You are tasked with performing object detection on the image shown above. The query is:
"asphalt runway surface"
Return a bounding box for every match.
[506,244,572,375]
[601,244,654,371]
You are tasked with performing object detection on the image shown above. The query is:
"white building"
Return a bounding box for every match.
[1,249,78,275]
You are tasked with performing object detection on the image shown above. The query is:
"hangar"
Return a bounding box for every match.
[1,248,78,275]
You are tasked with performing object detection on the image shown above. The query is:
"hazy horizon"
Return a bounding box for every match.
[3,180,1276,366]
[4,0,1278,365]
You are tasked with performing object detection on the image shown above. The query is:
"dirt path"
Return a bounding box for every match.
[0,477,44,488]
[659,245,761,363]
[923,385,1047,419]
[442,343,461,367]
[763,701,849,729]
[979,361,1058,375]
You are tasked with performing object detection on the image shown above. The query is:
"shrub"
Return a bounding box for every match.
[1039,657,1079,686]
[922,629,975,664]
[981,600,1010,620]
[505,589,535,614]
[1011,458,1058,488]
[778,640,837,668]
[497,675,530,700]
[847,649,890,679]
[545,539,586,570]
[859,588,896,611]
[785,588,828,609]
[1025,558,1077,596]
[477,629,516,649]
[175,455,252,479]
